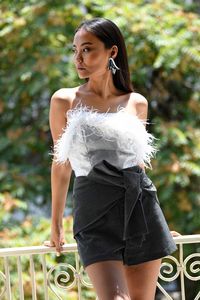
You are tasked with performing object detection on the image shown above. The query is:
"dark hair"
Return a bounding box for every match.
[75,18,134,93]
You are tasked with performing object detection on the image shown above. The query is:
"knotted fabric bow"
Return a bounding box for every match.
[73,160,158,244]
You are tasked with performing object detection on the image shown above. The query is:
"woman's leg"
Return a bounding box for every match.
[123,258,162,300]
[85,260,131,300]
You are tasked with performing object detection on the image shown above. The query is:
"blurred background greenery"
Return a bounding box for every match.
[0,0,200,299]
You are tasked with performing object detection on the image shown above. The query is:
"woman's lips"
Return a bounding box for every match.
[77,65,86,69]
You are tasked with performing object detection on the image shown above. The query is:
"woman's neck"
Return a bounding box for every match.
[85,73,121,100]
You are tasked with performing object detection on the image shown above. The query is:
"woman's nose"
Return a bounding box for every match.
[75,52,83,63]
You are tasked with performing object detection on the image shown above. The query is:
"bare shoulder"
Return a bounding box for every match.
[50,86,82,122]
[128,92,148,121]
[49,87,79,142]
[51,87,79,108]
[129,92,148,107]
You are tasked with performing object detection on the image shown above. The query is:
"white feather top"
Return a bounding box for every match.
[53,103,159,176]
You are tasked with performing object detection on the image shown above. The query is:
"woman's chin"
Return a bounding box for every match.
[78,74,89,79]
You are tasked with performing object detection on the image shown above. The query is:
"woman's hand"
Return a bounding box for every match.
[44,225,66,256]
[171,230,182,237]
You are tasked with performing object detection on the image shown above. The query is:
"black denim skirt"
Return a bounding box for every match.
[72,160,177,269]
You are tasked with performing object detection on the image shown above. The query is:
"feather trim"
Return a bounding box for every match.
[53,103,159,169]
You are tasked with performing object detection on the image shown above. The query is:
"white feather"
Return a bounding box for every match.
[53,103,159,174]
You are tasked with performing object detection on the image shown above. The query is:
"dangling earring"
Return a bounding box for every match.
[108,57,120,75]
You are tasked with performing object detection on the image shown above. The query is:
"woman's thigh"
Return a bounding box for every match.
[85,260,131,300]
[123,258,162,300]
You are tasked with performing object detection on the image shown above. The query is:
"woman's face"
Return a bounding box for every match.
[72,28,113,79]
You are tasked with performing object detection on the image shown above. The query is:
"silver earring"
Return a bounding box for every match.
[108,57,120,75]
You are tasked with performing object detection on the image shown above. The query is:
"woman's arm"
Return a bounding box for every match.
[44,89,73,254]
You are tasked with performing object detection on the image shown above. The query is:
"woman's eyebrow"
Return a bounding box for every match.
[73,42,93,47]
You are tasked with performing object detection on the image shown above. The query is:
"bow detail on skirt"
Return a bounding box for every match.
[72,160,158,244]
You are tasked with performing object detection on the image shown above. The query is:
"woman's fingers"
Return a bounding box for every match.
[43,240,61,256]
[171,231,182,237]
[55,240,62,255]
[43,240,66,256]
[43,238,65,256]
[43,240,66,246]
[43,240,55,247]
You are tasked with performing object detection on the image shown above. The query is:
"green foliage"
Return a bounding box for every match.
[0,192,74,247]
[0,0,84,206]
[0,0,199,258]
[0,192,91,299]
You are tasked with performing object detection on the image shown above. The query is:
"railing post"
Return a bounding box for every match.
[17,256,24,300]
[179,244,186,300]
[29,254,37,300]
[4,257,12,300]
[75,252,82,300]
[41,254,49,300]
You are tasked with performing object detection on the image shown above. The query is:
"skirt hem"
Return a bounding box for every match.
[81,244,177,269]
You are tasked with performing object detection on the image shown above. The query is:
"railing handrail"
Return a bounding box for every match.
[171,233,200,244]
[0,234,200,257]
[0,243,77,257]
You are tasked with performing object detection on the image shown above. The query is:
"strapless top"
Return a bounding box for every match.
[53,103,159,176]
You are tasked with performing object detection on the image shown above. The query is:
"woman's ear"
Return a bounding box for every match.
[110,45,118,59]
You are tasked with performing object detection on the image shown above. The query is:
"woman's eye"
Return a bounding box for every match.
[72,48,90,55]
[83,48,90,52]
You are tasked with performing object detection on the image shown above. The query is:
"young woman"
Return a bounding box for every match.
[44,18,179,300]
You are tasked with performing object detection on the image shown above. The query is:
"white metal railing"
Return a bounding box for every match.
[0,235,199,300]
